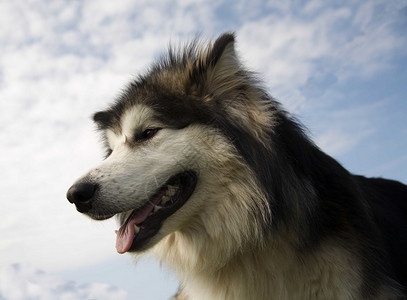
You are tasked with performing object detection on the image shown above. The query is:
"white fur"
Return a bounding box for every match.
[166,241,361,300]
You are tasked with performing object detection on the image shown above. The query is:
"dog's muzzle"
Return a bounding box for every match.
[66,182,98,213]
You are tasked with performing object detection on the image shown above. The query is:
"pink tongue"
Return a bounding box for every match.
[116,202,156,254]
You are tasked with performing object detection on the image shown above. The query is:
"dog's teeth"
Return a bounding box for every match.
[153,205,161,213]
[166,186,176,196]
[134,224,140,234]
[162,195,170,204]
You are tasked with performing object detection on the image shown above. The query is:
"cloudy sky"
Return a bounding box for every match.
[1,0,406,299]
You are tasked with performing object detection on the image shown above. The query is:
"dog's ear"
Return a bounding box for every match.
[93,110,113,129]
[189,33,273,146]
[189,33,241,98]
[207,33,237,71]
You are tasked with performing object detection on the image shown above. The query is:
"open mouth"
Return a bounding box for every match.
[115,171,197,253]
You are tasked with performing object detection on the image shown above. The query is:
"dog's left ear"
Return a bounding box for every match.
[189,33,241,98]
[93,110,114,129]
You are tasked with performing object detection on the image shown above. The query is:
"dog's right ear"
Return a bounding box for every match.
[93,110,113,129]
[207,33,237,71]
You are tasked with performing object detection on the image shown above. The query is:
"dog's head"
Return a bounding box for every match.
[67,33,273,257]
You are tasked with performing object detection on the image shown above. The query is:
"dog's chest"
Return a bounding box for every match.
[178,250,361,300]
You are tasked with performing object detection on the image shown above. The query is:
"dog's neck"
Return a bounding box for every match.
[153,232,364,300]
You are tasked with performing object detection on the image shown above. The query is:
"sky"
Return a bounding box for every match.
[0,0,406,299]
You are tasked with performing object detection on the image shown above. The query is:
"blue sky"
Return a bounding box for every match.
[0,0,406,299]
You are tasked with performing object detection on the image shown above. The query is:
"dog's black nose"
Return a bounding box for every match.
[66,182,98,213]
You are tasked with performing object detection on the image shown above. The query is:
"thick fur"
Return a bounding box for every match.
[69,33,407,299]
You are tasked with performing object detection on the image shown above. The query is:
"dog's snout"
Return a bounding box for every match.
[66,182,98,213]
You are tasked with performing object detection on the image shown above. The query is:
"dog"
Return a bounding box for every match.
[67,33,407,299]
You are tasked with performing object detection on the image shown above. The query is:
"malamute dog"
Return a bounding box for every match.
[67,33,407,299]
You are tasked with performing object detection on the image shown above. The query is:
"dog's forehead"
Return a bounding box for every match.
[120,104,156,134]
[104,104,158,147]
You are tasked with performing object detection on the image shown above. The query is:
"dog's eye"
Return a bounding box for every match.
[105,149,112,159]
[140,128,160,141]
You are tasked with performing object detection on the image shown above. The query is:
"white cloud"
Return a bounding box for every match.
[315,129,366,157]
[237,9,348,110]
[237,0,407,110]
[0,264,127,300]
